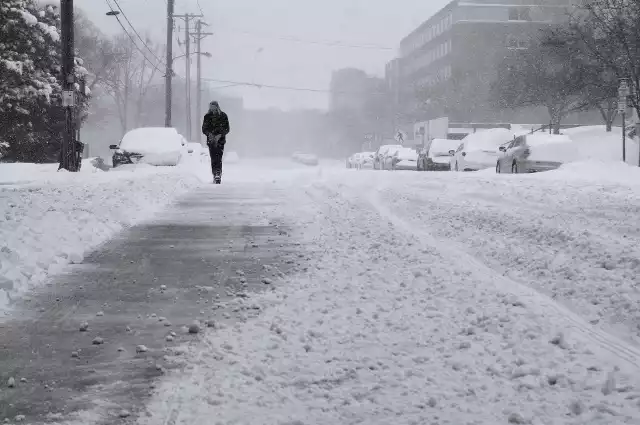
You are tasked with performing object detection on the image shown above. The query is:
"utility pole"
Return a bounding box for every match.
[184,14,191,141]
[193,20,213,143]
[59,0,77,171]
[174,13,203,141]
[165,0,174,127]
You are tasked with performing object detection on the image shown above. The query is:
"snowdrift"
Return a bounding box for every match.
[0,162,200,301]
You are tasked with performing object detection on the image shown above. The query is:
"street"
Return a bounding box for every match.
[3,161,640,424]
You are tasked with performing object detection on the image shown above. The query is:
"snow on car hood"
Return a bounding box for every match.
[429,155,451,164]
[119,127,184,155]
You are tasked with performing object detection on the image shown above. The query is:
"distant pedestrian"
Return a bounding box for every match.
[202,101,230,184]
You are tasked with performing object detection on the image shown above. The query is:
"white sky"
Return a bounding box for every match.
[77,0,449,110]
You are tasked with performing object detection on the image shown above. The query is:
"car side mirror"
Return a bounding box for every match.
[499,146,506,152]
[461,152,467,157]
[448,150,455,156]
[109,144,118,150]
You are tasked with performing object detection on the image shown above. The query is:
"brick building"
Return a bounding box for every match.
[388,0,576,130]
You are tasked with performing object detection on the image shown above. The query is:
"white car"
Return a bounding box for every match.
[374,144,402,170]
[450,128,516,172]
[110,127,185,167]
[496,134,573,173]
[391,147,418,170]
[358,152,375,169]
[346,153,361,168]
[419,138,461,171]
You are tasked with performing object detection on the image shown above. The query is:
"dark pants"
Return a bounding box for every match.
[208,141,225,176]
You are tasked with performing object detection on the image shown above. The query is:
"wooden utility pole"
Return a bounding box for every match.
[165,0,174,127]
[174,13,202,141]
[193,20,213,143]
[59,0,77,171]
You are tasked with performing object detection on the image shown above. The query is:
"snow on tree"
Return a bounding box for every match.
[0,0,88,162]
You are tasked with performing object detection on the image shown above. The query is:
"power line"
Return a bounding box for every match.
[215,27,394,51]
[104,0,164,73]
[111,0,166,66]
[201,77,387,95]
[196,0,205,16]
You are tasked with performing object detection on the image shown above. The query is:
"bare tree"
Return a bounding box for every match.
[102,33,163,134]
[569,0,640,122]
[491,35,588,134]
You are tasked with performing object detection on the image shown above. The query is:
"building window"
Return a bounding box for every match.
[509,7,531,21]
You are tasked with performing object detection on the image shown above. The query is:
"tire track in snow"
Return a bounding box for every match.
[315,180,640,374]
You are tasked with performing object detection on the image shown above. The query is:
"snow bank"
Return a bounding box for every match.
[562,126,637,164]
[0,162,202,298]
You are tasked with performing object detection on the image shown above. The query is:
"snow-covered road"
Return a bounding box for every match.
[140,161,640,425]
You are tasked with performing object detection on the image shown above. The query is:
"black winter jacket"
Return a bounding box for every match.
[202,111,230,143]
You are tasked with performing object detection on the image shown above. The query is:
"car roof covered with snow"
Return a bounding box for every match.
[461,128,515,152]
[429,139,462,156]
[120,127,184,154]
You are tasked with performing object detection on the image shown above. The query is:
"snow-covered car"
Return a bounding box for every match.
[419,139,461,171]
[292,152,319,166]
[346,153,361,169]
[496,134,573,174]
[391,147,418,170]
[450,128,514,172]
[374,144,402,170]
[358,152,375,169]
[110,127,185,167]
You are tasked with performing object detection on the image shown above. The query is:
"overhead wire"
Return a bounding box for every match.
[104,0,164,73]
[213,27,394,51]
[201,77,387,95]
[111,0,166,66]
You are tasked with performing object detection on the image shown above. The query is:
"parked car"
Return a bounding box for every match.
[391,147,419,170]
[110,127,185,168]
[450,128,515,172]
[419,139,461,171]
[292,152,319,166]
[496,134,573,174]
[358,152,375,169]
[346,153,362,169]
[374,144,402,170]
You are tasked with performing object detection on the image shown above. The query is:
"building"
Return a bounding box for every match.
[388,0,575,129]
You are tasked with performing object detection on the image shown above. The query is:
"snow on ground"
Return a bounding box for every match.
[562,126,639,166]
[0,158,204,304]
[0,156,329,309]
[137,161,640,425]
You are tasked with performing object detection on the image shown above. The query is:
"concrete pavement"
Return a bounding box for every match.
[0,184,301,424]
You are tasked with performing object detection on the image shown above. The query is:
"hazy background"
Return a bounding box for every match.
[78,0,448,110]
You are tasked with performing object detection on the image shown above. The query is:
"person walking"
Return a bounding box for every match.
[202,101,230,184]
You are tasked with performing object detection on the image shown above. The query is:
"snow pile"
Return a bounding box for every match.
[0,162,202,296]
[139,175,640,425]
[562,126,637,165]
